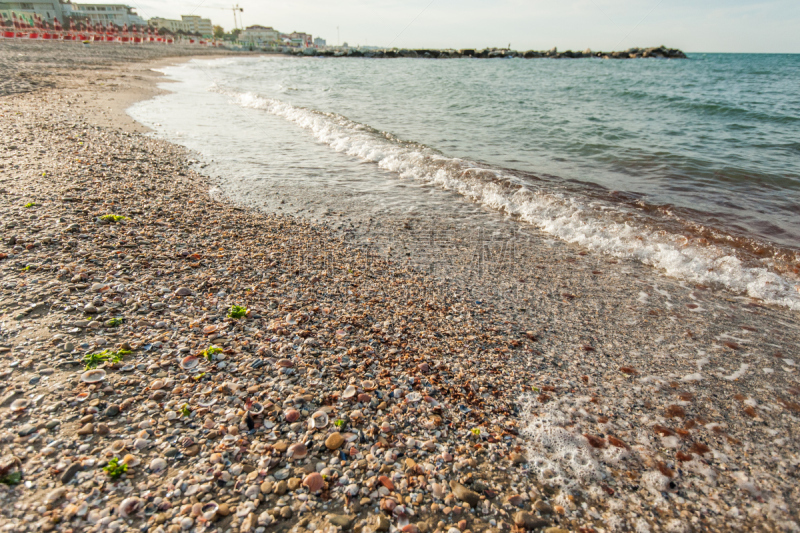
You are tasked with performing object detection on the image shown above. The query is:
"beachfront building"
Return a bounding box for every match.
[149,14,213,37]
[180,15,211,36]
[0,0,64,23]
[239,25,279,46]
[289,31,312,47]
[313,37,326,48]
[64,3,147,27]
[0,0,146,26]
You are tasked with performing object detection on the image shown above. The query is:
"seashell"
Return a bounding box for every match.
[10,399,30,412]
[76,392,90,402]
[276,358,294,368]
[180,356,199,370]
[110,440,127,454]
[309,410,328,429]
[203,325,219,334]
[342,385,357,400]
[284,314,297,325]
[149,458,167,472]
[248,402,264,416]
[166,411,177,420]
[273,468,290,480]
[81,369,106,383]
[151,380,165,390]
[118,497,142,519]
[122,454,140,467]
[143,502,158,516]
[362,380,377,391]
[119,364,135,372]
[284,409,300,422]
[303,472,324,493]
[201,502,219,520]
[133,438,149,450]
[380,498,397,512]
[406,392,422,403]
[287,443,308,459]
[198,398,217,407]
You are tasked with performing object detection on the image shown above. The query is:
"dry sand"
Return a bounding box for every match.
[0,40,798,533]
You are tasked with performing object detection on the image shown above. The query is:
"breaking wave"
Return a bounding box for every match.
[214,87,800,311]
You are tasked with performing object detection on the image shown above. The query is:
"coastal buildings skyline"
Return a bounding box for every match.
[0,0,323,43]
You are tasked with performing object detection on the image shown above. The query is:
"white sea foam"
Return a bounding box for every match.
[216,88,800,310]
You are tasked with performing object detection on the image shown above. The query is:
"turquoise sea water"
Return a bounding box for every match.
[130,53,800,308]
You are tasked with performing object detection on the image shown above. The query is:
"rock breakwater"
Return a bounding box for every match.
[290,46,687,60]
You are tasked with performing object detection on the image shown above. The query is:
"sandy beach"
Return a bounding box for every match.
[0,41,799,533]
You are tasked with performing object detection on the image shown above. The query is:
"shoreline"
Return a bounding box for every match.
[0,44,799,533]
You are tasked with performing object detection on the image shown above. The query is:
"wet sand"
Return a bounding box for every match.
[0,41,799,533]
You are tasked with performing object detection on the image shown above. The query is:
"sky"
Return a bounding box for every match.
[130,0,800,53]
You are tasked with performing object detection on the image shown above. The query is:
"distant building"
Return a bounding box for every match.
[313,37,326,48]
[65,3,147,26]
[149,14,213,36]
[289,31,312,47]
[180,14,211,36]
[0,0,63,23]
[149,17,184,33]
[240,25,279,46]
[0,1,146,26]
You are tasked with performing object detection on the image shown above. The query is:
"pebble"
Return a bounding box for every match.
[76,423,94,435]
[325,432,345,450]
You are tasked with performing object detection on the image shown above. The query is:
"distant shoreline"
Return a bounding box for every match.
[280,45,687,59]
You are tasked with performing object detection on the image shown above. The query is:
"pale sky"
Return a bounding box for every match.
[131,0,800,53]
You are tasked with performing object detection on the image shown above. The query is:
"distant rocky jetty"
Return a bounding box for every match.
[289,45,687,59]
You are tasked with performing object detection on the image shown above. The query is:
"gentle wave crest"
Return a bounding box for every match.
[215,87,800,310]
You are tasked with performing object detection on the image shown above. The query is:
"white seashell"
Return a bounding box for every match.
[342,385,357,399]
[10,399,30,412]
[81,369,106,383]
[201,502,219,520]
[309,411,328,429]
[149,458,167,472]
[118,497,142,518]
[406,392,422,403]
[180,356,199,370]
[122,454,140,467]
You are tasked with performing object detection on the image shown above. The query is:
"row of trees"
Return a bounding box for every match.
[213,25,241,41]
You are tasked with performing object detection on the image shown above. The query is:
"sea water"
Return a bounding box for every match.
[129,53,800,309]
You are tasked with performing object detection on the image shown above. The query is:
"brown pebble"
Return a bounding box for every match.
[325,431,345,450]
